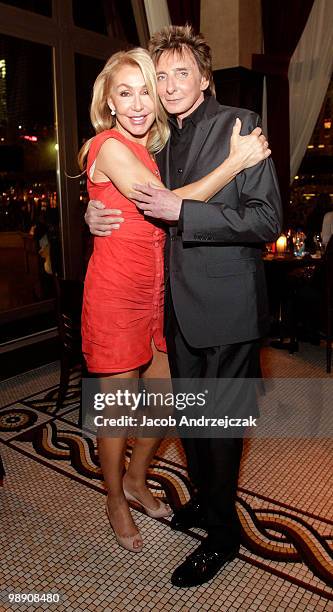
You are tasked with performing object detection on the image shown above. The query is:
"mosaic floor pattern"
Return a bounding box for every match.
[1,346,333,611]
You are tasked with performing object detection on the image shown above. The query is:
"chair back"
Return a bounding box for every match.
[324,236,333,372]
[325,236,333,305]
[54,276,83,354]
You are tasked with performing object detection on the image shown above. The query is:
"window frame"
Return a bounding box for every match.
[0,0,135,328]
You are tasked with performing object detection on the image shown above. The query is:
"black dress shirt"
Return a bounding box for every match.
[168,97,210,231]
[164,98,210,285]
[168,97,209,190]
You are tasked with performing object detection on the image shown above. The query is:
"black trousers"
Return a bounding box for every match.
[165,289,260,552]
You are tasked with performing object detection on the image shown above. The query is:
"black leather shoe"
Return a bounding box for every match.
[170,498,206,531]
[171,542,239,587]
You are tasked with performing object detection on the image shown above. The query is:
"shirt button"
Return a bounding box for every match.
[177,168,183,174]
[154,242,159,247]
[153,230,160,237]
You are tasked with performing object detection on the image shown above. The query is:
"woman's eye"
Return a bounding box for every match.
[142,90,149,95]
[120,91,130,97]
[157,75,166,81]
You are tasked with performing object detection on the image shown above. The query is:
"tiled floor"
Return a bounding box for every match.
[1,345,333,611]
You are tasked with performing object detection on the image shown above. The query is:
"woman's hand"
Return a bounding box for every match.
[228,118,271,171]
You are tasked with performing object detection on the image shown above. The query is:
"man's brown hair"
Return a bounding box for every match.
[148,24,216,97]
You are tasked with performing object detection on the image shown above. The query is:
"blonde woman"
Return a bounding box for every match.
[80,48,270,553]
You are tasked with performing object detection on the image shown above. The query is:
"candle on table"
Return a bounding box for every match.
[276,234,287,254]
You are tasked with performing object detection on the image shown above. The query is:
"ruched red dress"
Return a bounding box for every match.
[81,129,166,373]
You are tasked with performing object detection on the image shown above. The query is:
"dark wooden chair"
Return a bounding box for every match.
[0,454,5,486]
[53,276,86,423]
[325,236,333,373]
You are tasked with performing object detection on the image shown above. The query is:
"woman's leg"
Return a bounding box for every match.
[124,344,171,509]
[96,369,142,544]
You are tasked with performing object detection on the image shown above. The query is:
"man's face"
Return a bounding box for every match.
[156,48,209,123]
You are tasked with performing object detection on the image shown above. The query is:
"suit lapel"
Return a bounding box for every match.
[181,97,221,184]
[181,117,216,184]
[156,138,171,188]
[157,98,222,188]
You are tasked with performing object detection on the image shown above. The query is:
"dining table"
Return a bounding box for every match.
[262,251,323,351]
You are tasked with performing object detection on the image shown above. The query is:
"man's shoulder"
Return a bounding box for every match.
[205,98,260,124]
[216,105,259,122]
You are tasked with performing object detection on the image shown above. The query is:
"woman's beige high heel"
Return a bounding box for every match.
[105,500,143,553]
[123,486,173,518]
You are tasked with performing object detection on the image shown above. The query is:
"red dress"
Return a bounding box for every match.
[81,129,166,373]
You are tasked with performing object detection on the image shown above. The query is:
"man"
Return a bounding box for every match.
[85,25,282,587]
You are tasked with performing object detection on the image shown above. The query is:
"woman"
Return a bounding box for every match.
[80,48,270,553]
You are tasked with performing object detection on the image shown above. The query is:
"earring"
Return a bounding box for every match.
[110,109,116,116]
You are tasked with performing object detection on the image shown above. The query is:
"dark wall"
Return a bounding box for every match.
[213,67,263,116]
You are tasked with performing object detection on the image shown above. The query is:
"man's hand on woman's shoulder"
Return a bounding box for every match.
[84,200,124,236]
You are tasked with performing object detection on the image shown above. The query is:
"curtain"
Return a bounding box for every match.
[143,0,171,37]
[253,0,314,220]
[261,0,314,57]
[167,0,201,32]
[289,0,333,181]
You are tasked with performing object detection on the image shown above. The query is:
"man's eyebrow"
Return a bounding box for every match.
[156,67,191,74]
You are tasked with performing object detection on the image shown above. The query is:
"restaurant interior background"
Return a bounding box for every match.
[0,0,332,378]
[1,3,333,610]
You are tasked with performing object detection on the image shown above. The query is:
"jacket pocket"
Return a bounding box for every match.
[206,258,256,277]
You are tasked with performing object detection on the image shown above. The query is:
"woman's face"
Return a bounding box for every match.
[108,64,156,145]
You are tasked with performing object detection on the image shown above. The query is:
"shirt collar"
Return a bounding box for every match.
[168,96,210,132]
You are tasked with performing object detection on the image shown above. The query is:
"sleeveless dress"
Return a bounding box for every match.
[81,129,166,373]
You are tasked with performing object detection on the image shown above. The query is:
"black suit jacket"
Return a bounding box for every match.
[157,97,282,348]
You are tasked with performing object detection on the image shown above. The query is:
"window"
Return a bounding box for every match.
[0,0,51,17]
[0,0,138,343]
[72,0,139,43]
[75,54,106,147]
[72,0,108,35]
[0,34,60,316]
[75,54,106,268]
[290,75,333,229]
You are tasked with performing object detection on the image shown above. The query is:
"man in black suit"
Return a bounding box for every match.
[85,25,282,587]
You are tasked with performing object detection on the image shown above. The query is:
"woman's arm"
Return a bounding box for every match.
[93,119,270,203]
[176,118,270,201]
[93,137,165,197]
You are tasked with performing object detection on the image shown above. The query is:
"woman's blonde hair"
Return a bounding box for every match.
[78,48,169,170]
